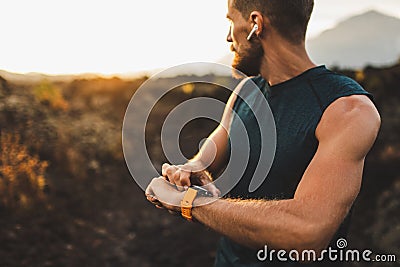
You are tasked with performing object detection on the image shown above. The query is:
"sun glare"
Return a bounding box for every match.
[0,0,399,75]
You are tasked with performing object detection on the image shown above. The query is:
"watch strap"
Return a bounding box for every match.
[181,188,198,221]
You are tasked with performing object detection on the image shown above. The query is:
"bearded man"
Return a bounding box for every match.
[145,0,381,266]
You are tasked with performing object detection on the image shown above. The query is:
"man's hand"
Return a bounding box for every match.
[145,177,185,213]
[162,162,221,197]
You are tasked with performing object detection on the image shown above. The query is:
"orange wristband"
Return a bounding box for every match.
[181,188,198,221]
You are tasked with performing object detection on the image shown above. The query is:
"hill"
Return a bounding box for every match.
[307,10,400,68]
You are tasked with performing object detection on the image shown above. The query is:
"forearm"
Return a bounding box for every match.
[192,197,329,251]
[189,128,227,175]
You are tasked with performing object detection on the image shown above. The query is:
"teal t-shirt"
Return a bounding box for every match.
[216,66,372,267]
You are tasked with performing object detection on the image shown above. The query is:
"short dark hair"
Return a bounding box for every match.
[232,0,314,44]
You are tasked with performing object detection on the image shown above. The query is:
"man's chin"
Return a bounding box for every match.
[231,54,247,79]
[231,57,261,78]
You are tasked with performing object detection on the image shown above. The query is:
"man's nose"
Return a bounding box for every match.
[226,25,233,42]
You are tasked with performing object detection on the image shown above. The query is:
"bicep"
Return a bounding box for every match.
[294,95,380,238]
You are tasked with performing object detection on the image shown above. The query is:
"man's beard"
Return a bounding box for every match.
[231,40,264,78]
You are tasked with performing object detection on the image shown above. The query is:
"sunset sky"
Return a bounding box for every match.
[1,0,400,75]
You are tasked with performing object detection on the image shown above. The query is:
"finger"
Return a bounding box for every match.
[217,188,221,197]
[146,194,162,209]
[146,194,162,207]
[151,201,162,207]
[173,170,183,188]
[179,169,191,187]
[162,163,170,177]
[214,188,222,197]
[146,194,161,206]
[166,165,178,183]
[146,195,157,202]
[203,183,221,197]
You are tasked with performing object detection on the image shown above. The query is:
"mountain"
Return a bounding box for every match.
[307,10,400,68]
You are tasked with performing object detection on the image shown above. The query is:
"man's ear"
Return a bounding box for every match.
[249,11,264,37]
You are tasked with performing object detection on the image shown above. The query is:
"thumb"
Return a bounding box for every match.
[203,183,221,197]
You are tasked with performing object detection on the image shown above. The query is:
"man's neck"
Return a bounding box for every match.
[259,35,316,86]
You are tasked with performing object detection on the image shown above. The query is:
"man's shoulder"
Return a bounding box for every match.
[316,94,381,144]
[309,71,372,111]
[313,69,366,92]
[323,94,378,121]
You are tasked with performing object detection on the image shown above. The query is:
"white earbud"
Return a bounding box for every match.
[247,24,259,41]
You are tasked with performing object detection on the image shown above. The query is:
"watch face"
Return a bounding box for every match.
[191,185,213,197]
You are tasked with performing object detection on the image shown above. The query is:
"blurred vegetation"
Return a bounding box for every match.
[0,63,399,266]
[33,80,69,111]
[0,132,48,209]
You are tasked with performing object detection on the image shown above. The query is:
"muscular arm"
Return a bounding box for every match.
[189,79,245,174]
[192,95,381,252]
